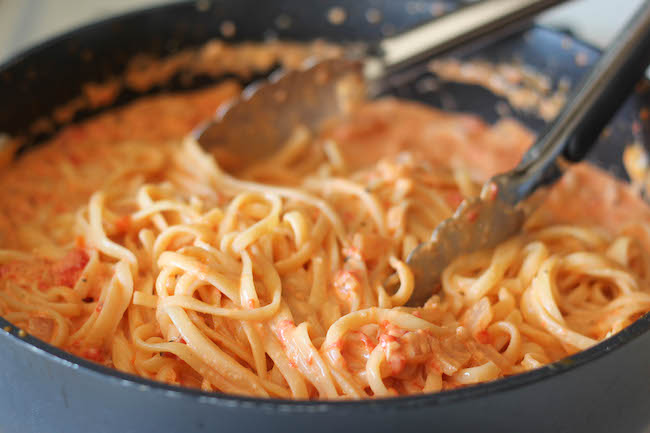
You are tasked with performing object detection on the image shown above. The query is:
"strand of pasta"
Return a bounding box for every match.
[1,128,649,400]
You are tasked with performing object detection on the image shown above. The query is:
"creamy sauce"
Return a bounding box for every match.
[1,87,647,250]
[0,81,649,399]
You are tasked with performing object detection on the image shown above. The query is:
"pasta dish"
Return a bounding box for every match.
[1,78,649,399]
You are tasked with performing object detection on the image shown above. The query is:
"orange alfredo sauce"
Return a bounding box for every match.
[0,77,648,399]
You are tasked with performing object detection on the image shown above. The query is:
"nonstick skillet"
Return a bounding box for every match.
[0,1,649,432]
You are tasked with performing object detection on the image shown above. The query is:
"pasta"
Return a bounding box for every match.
[0,81,649,399]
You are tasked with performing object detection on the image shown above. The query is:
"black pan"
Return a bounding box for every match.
[1,2,649,432]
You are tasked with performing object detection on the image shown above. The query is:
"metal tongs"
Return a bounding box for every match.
[196,0,563,165]
[406,0,650,305]
[196,0,650,307]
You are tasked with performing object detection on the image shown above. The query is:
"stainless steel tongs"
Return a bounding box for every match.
[406,0,650,305]
[195,0,650,307]
[195,0,564,165]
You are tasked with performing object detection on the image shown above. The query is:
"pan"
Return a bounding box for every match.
[0,1,649,432]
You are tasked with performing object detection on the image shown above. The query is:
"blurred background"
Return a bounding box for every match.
[0,0,645,64]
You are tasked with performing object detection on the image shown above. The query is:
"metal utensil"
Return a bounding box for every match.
[195,0,564,163]
[406,0,650,306]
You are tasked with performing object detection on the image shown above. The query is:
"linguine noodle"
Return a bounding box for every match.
[0,82,649,399]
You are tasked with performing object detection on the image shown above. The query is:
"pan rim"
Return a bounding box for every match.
[2,312,649,411]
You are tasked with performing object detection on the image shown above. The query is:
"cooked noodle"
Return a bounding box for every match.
[0,82,649,399]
